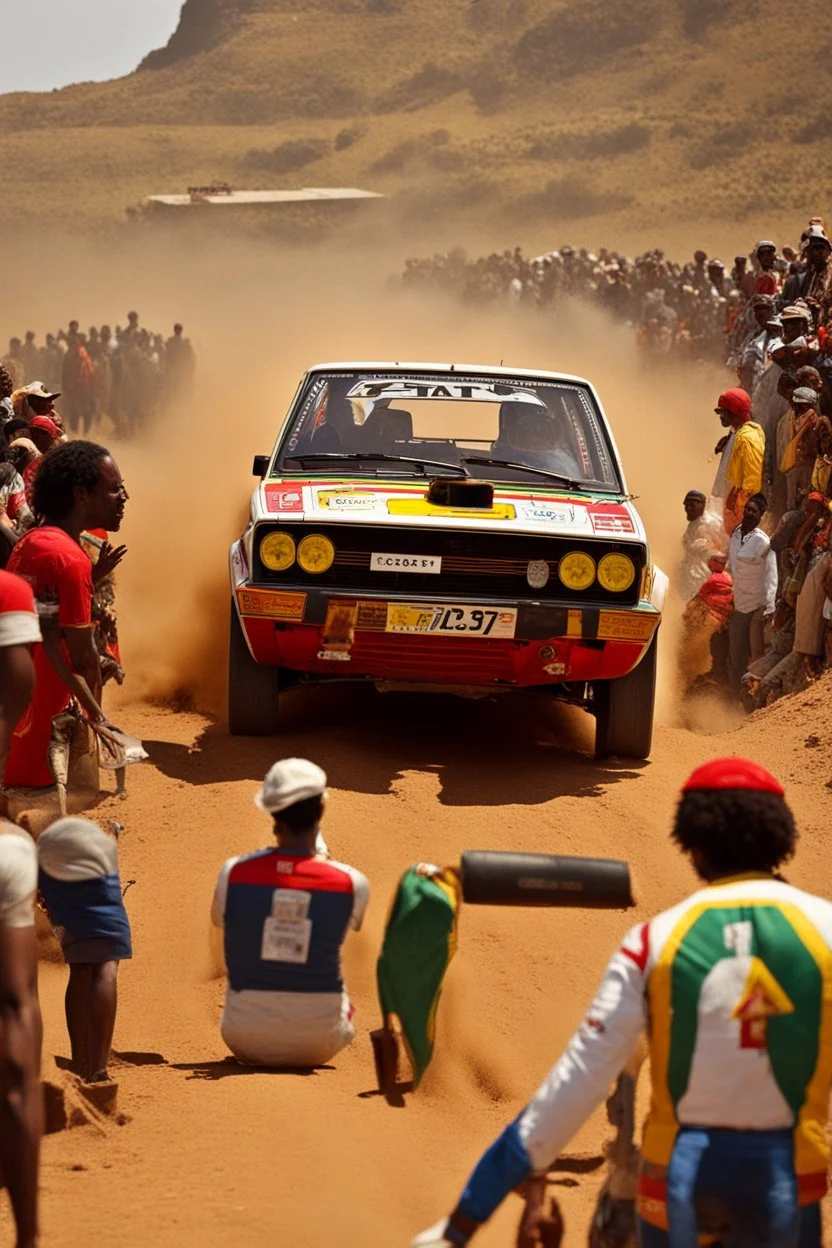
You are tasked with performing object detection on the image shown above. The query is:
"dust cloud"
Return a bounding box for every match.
[5,228,726,725]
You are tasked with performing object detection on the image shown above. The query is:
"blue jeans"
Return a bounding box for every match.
[637,1128,822,1248]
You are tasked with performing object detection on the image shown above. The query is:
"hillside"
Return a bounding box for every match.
[2,0,832,237]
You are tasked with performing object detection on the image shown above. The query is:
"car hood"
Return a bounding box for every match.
[255,477,647,544]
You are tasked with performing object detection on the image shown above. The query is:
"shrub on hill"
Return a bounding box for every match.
[514,0,660,78]
[242,137,330,172]
[374,62,464,113]
[519,175,634,219]
[527,121,651,161]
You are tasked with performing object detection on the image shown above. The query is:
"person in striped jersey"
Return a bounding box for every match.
[413,758,831,1248]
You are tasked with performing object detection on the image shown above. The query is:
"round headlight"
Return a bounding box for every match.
[298,533,335,574]
[558,551,596,591]
[597,553,636,592]
[260,531,296,572]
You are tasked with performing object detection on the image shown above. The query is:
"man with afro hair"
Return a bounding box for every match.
[413,759,831,1248]
[4,441,127,793]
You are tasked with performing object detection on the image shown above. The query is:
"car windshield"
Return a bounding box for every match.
[274,370,622,491]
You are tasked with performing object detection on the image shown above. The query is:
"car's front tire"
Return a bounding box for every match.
[228,602,281,735]
[593,632,658,761]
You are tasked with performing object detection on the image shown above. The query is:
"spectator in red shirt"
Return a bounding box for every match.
[18,416,62,510]
[0,569,41,764]
[4,442,127,794]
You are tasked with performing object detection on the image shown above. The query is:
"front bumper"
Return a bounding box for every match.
[231,547,661,687]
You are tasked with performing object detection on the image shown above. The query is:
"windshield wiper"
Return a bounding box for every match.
[461,456,584,489]
[284,452,468,477]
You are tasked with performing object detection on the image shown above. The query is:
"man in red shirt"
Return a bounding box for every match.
[0,569,41,763]
[5,441,127,793]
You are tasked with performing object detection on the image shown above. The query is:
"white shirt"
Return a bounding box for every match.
[727,525,777,615]
[0,825,37,928]
[711,429,736,500]
[678,510,725,602]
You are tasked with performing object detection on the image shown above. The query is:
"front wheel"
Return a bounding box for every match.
[593,633,658,761]
[228,602,281,735]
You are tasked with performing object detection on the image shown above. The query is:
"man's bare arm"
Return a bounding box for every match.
[51,626,104,719]
[0,924,43,1248]
[0,645,35,760]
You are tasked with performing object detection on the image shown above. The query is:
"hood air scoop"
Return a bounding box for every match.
[427,478,495,509]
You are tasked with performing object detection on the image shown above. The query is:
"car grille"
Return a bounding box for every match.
[351,633,520,681]
[253,523,645,606]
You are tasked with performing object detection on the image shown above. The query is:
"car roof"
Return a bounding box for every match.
[304,361,593,387]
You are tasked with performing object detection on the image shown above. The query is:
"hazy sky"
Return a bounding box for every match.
[3,0,183,94]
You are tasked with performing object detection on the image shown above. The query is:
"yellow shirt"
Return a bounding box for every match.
[726,420,765,494]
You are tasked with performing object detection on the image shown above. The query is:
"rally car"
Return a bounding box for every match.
[228,363,667,759]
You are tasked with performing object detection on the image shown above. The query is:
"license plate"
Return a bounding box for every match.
[386,604,517,637]
[370,552,442,574]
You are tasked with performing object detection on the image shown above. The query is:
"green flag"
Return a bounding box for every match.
[376,865,461,1087]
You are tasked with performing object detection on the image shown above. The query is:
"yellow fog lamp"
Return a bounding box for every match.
[260,531,296,572]
[298,533,335,573]
[558,550,596,591]
[597,552,636,593]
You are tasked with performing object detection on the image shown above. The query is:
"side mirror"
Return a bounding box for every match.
[252,454,270,478]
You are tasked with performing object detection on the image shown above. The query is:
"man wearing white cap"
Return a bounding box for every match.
[0,823,42,1248]
[211,758,369,1067]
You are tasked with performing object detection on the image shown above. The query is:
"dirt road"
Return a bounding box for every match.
[7,675,828,1248]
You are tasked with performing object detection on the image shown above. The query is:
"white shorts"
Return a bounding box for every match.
[220,988,356,1068]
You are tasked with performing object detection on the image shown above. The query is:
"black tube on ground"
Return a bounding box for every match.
[459,850,634,909]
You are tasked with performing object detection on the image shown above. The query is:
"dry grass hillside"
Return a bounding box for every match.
[3,0,832,240]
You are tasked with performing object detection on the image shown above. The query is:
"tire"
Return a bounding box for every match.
[594,632,658,761]
[228,602,281,735]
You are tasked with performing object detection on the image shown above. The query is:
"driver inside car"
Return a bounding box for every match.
[492,401,583,478]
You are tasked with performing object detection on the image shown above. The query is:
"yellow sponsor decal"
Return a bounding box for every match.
[387,499,516,520]
[236,587,306,621]
[356,600,389,631]
[317,488,379,512]
[597,611,658,642]
[566,609,582,638]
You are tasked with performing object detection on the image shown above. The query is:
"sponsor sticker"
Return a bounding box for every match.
[356,600,388,631]
[236,588,306,621]
[318,488,379,512]
[371,552,442,574]
[387,499,515,520]
[589,508,636,534]
[597,611,658,642]
[264,485,304,513]
[519,503,580,527]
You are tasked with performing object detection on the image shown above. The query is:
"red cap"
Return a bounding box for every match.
[716,388,752,420]
[28,415,61,439]
[682,757,784,796]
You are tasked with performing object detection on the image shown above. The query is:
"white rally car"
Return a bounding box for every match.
[229,363,667,758]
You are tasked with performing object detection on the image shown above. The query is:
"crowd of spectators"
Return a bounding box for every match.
[1,312,195,441]
[403,221,832,710]
[401,222,832,373]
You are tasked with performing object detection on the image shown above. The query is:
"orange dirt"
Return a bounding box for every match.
[7,673,830,1247]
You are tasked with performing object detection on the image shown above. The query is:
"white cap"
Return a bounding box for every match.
[38,818,118,882]
[255,758,327,815]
